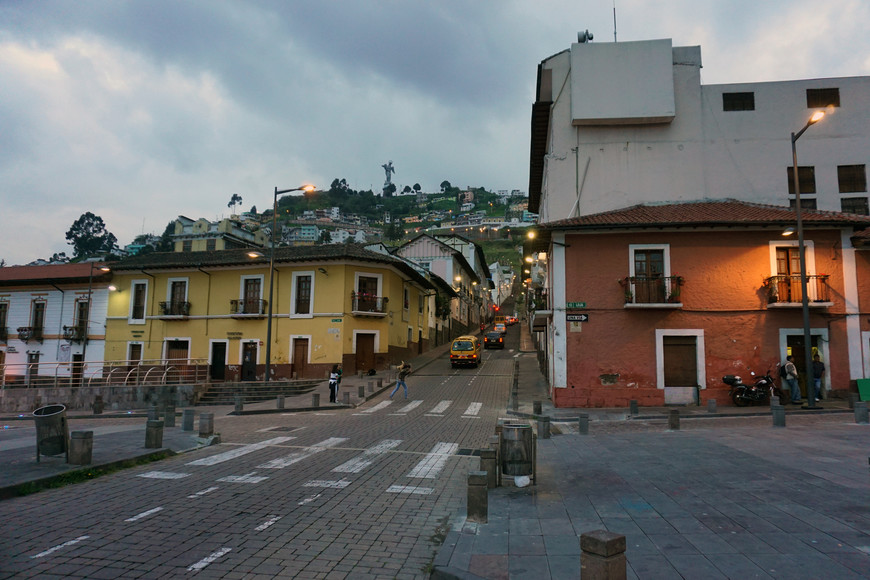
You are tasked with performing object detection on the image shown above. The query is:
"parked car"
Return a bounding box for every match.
[484,331,504,349]
[450,335,482,368]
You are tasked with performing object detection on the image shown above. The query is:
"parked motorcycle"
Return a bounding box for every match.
[722,369,785,407]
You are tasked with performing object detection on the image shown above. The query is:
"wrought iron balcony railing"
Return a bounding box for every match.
[529,288,549,311]
[351,292,388,316]
[159,301,191,317]
[764,275,831,304]
[230,299,267,316]
[63,325,87,343]
[17,326,44,342]
[621,276,684,305]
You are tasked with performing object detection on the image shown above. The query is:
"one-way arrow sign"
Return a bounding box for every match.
[566,314,589,322]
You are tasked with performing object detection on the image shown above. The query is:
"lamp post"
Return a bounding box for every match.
[265,185,314,382]
[791,110,825,409]
[81,262,110,375]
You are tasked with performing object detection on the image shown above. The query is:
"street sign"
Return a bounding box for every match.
[566,314,589,322]
[566,302,586,308]
[331,319,343,322]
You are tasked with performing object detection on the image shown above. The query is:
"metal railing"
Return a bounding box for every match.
[17,326,44,342]
[63,325,87,343]
[765,275,831,304]
[621,276,684,304]
[351,292,388,315]
[1,358,209,389]
[230,299,267,316]
[159,301,192,316]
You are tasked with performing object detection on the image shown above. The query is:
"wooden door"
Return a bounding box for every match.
[241,342,257,381]
[663,336,697,387]
[776,247,801,302]
[244,278,261,313]
[210,342,226,381]
[356,334,376,373]
[634,249,665,303]
[357,276,379,311]
[292,338,309,378]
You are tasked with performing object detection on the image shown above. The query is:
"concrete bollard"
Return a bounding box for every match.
[312,393,320,407]
[367,380,375,394]
[668,409,680,430]
[145,420,164,449]
[358,370,365,379]
[849,393,859,409]
[358,385,365,399]
[538,416,551,439]
[770,395,780,407]
[533,400,542,415]
[707,399,717,413]
[234,394,243,413]
[277,395,285,409]
[480,449,497,489]
[855,401,869,424]
[581,530,627,580]
[68,431,93,465]
[377,378,383,389]
[467,471,488,523]
[199,413,214,438]
[578,413,589,435]
[343,391,350,405]
[163,405,176,428]
[629,400,638,415]
[147,405,159,421]
[772,405,786,427]
[182,408,195,431]
[92,395,104,415]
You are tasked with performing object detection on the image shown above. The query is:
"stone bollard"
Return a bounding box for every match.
[182,408,195,431]
[668,409,680,430]
[163,405,176,428]
[772,405,786,427]
[358,385,365,399]
[578,413,589,435]
[199,413,214,438]
[770,395,780,407]
[358,370,365,379]
[480,449,497,489]
[581,530,627,580]
[68,431,93,465]
[277,395,285,409]
[849,393,859,409]
[343,391,350,405]
[147,405,159,421]
[377,378,383,389]
[367,380,375,394]
[145,420,164,449]
[312,393,320,407]
[629,400,638,415]
[538,416,551,439]
[533,400,542,415]
[855,401,869,424]
[92,395,104,415]
[234,394,243,413]
[707,399,717,413]
[467,471,488,523]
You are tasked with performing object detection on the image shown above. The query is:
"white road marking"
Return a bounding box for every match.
[257,437,347,469]
[137,471,190,480]
[407,442,459,479]
[254,516,282,531]
[187,436,295,466]
[187,547,232,572]
[188,486,219,498]
[462,402,483,416]
[298,493,322,505]
[217,472,269,483]
[303,479,351,489]
[125,507,164,522]
[357,401,393,414]
[31,536,89,559]
[428,401,452,414]
[332,439,403,473]
[386,485,433,495]
[391,400,422,415]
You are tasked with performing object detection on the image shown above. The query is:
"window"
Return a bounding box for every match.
[418,293,424,314]
[130,281,148,322]
[633,248,666,303]
[31,301,46,332]
[75,299,89,332]
[838,165,867,193]
[206,238,216,251]
[841,197,869,215]
[789,198,817,210]
[806,88,839,108]
[0,302,8,341]
[722,92,755,111]
[403,287,410,310]
[787,166,816,195]
[241,277,262,314]
[293,273,312,315]
[128,342,143,364]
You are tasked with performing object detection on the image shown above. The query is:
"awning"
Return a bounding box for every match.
[531,309,551,331]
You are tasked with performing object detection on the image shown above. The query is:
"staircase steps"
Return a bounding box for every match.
[197,380,322,405]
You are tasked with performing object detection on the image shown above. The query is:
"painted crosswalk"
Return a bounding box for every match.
[257,437,347,469]
[187,436,295,466]
[332,439,402,473]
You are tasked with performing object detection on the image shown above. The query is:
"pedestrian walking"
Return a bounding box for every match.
[390,361,411,399]
[812,354,825,401]
[329,364,340,403]
[783,355,801,403]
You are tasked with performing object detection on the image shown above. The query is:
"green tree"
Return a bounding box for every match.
[402,185,412,195]
[440,180,451,192]
[319,230,332,244]
[65,212,118,258]
[228,193,243,213]
[413,183,421,195]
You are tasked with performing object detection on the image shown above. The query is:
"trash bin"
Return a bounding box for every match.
[33,404,69,462]
[501,423,534,476]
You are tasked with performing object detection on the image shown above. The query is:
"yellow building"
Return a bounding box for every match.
[105,245,437,381]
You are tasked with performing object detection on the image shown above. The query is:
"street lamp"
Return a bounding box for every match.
[791,109,825,409]
[81,262,110,373]
[265,184,315,382]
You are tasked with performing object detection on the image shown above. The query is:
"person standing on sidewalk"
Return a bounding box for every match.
[329,365,340,403]
[390,361,411,399]
[812,354,825,401]
[784,355,801,404]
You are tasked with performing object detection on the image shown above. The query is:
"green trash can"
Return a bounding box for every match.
[33,404,69,462]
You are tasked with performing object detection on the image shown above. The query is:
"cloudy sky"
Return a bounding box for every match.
[2,0,868,265]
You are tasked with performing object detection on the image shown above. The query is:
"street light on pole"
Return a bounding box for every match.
[265,184,315,383]
[791,109,825,409]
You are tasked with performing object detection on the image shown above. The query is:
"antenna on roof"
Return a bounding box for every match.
[577,29,593,43]
[613,0,618,42]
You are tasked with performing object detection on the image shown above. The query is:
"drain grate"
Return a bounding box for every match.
[455,448,481,456]
[267,426,301,432]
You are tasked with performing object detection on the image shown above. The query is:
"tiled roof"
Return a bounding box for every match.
[540,199,870,230]
[0,262,110,285]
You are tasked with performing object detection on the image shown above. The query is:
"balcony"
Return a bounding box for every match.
[764,275,831,306]
[621,276,684,307]
[63,325,87,343]
[17,326,44,343]
[351,292,388,317]
[230,299,268,318]
[0,327,7,342]
[159,301,191,318]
